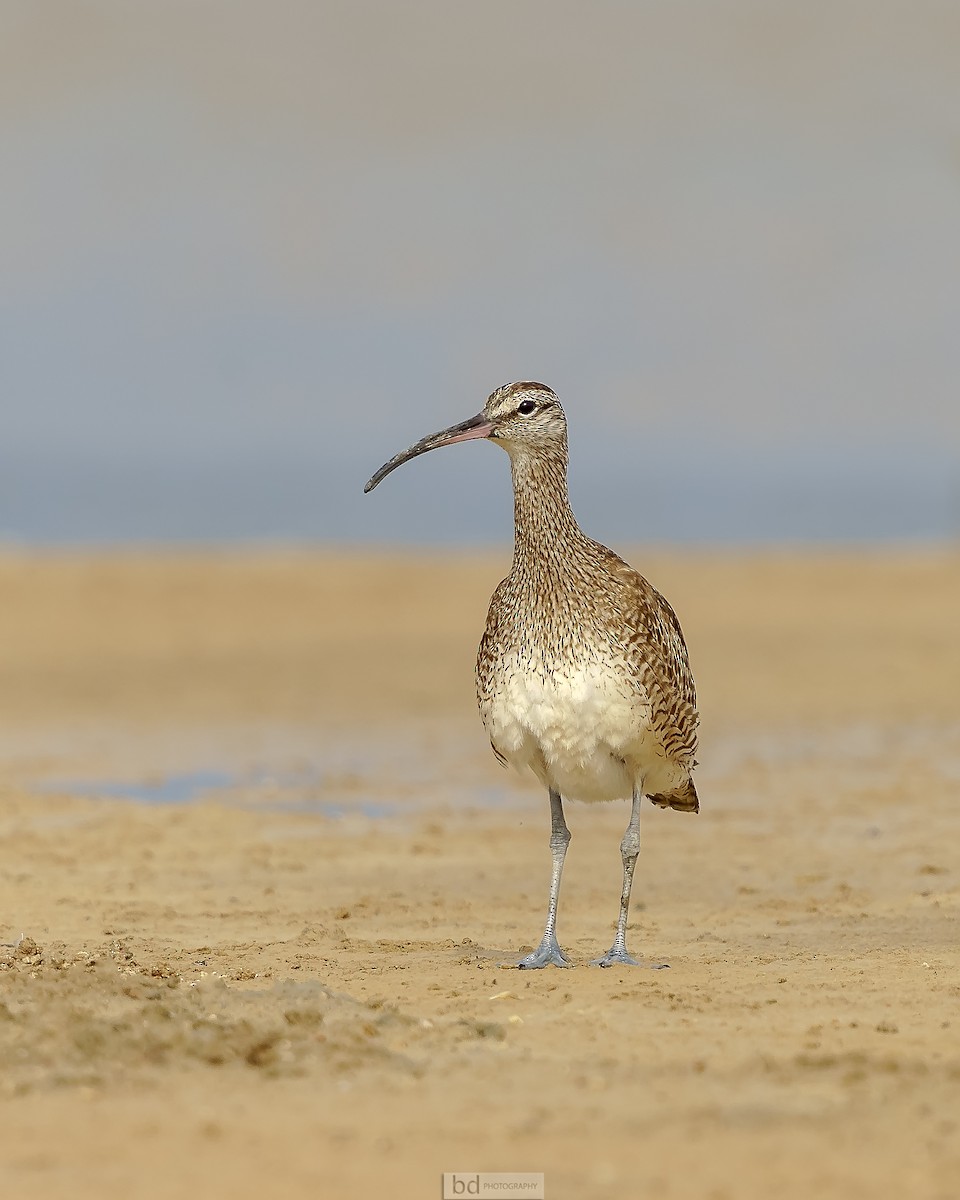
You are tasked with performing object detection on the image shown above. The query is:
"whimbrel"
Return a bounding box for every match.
[364,382,699,968]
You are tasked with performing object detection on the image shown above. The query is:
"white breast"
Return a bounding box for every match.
[482,651,678,803]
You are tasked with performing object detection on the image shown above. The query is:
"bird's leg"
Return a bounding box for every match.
[592,787,651,968]
[518,789,572,968]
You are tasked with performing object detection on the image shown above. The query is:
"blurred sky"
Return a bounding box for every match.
[1,1,959,544]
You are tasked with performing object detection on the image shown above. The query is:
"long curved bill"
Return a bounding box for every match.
[363,412,494,493]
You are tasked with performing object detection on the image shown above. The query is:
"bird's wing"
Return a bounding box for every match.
[600,548,699,763]
[475,575,511,765]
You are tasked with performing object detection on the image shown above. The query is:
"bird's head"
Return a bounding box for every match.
[481,382,567,454]
[363,381,566,493]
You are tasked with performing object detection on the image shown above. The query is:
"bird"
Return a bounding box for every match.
[364,382,699,968]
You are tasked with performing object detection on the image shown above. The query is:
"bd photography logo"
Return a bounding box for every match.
[442,1173,545,1199]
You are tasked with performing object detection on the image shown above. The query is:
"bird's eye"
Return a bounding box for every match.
[517,399,536,416]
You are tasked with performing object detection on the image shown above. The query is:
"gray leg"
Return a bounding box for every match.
[518,790,572,969]
[592,787,653,968]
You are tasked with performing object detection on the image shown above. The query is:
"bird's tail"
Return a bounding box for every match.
[649,778,699,814]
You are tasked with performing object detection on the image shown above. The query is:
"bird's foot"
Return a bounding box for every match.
[591,946,669,969]
[517,937,572,969]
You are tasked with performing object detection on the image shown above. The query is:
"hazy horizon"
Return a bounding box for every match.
[3,2,959,544]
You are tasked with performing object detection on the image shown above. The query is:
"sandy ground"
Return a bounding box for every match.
[1,547,959,1200]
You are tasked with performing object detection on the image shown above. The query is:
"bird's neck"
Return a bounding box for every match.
[507,445,588,572]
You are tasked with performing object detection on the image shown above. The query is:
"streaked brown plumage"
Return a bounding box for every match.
[365,381,699,967]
